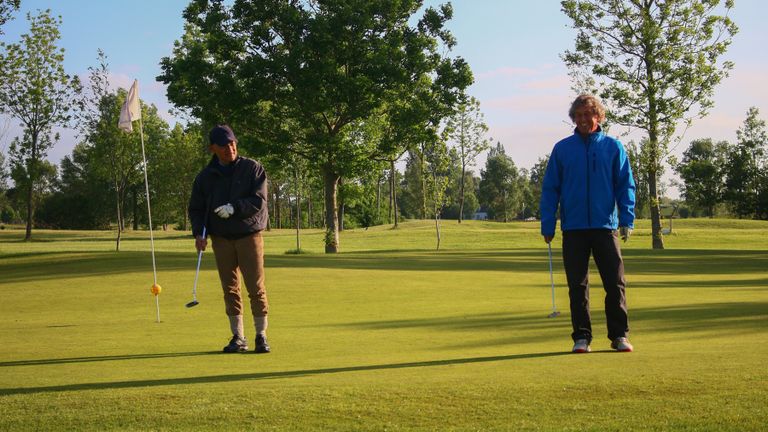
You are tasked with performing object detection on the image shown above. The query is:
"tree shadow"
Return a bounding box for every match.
[1,248,766,287]
[333,301,768,349]
[0,351,570,396]
[0,351,216,368]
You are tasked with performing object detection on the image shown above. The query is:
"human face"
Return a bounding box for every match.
[573,106,600,135]
[210,140,238,165]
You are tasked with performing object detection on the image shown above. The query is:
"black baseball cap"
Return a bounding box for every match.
[209,124,237,146]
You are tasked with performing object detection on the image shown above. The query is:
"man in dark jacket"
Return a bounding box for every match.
[189,124,271,354]
[540,95,636,354]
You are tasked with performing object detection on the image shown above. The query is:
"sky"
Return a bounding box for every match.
[1,0,767,198]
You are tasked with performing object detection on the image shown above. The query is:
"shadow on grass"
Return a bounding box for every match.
[0,351,570,396]
[1,248,766,286]
[0,351,216,368]
[334,302,768,343]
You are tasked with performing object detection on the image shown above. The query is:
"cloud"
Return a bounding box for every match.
[520,74,571,91]
[475,66,538,80]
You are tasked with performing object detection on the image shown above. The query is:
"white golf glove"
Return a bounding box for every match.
[214,203,234,219]
[619,226,632,243]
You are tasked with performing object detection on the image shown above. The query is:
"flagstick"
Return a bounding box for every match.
[138,115,160,323]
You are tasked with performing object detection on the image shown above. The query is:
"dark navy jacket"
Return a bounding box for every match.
[189,155,268,239]
[540,128,635,237]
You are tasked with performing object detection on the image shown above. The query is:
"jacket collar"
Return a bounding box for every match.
[205,155,241,175]
[574,125,604,141]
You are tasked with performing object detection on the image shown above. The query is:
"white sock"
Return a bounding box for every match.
[228,315,245,338]
[254,315,268,337]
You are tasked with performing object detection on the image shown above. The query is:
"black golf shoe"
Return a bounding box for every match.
[254,334,270,354]
[223,335,248,353]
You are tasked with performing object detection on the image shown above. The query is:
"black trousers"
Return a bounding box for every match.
[562,229,629,342]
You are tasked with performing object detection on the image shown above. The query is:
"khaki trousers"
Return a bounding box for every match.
[211,232,269,317]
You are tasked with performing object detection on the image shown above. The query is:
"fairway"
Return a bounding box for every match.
[0,219,766,431]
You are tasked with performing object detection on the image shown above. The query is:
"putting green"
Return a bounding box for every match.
[0,219,766,431]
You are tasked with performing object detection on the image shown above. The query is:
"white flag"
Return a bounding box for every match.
[118,79,141,132]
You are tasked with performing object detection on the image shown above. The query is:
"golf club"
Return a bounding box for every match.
[547,242,561,318]
[186,226,206,308]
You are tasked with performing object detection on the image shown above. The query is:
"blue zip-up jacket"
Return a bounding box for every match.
[540,127,635,237]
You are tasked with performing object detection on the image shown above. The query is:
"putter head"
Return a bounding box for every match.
[185,300,199,308]
[547,311,561,318]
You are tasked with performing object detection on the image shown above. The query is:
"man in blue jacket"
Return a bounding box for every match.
[540,95,636,353]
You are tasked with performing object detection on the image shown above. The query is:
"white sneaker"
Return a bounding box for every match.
[572,339,591,353]
[611,337,633,352]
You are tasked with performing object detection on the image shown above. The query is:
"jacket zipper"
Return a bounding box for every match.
[584,135,592,226]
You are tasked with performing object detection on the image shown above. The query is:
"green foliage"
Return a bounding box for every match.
[445,96,490,222]
[0,0,19,34]
[398,152,427,219]
[35,142,112,229]
[723,107,767,218]
[561,0,738,248]
[8,131,58,226]
[478,142,522,222]
[528,156,548,219]
[675,138,729,217]
[0,9,81,240]
[159,0,472,252]
[150,123,207,230]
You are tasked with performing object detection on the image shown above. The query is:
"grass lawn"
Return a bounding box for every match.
[0,219,766,431]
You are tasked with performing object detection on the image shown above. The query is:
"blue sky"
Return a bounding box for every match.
[1,0,766,196]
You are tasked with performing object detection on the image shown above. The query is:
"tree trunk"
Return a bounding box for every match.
[391,160,398,228]
[116,191,122,252]
[24,133,38,242]
[388,166,393,224]
[647,133,665,249]
[24,174,33,241]
[338,177,344,232]
[323,169,340,253]
[377,174,382,222]
[132,187,139,231]
[275,185,281,229]
[648,171,664,249]
[420,152,427,219]
[295,166,301,251]
[458,164,466,223]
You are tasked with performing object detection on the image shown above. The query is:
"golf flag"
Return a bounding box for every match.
[118,79,141,132]
[116,79,160,322]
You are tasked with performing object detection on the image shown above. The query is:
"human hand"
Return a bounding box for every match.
[195,235,207,252]
[619,226,632,243]
[544,235,554,244]
[214,203,234,219]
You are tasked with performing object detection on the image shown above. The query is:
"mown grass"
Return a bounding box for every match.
[0,219,766,431]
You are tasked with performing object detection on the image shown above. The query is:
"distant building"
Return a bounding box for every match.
[472,211,489,220]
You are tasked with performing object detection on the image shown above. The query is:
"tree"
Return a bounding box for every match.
[478,142,521,222]
[675,138,728,217]
[159,0,471,253]
[562,0,738,249]
[0,0,19,34]
[36,142,113,229]
[399,152,426,219]
[445,96,490,223]
[9,133,57,227]
[423,136,452,250]
[76,61,170,247]
[723,107,766,218]
[151,123,207,230]
[624,140,648,218]
[528,156,549,219]
[0,10,81,240]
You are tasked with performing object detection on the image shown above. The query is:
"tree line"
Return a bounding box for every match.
[1,0,754,253]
